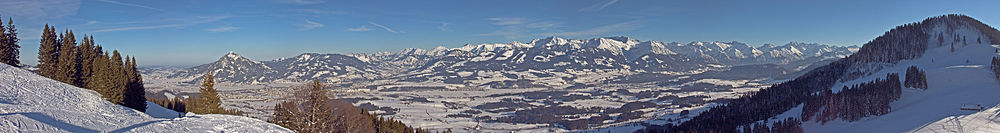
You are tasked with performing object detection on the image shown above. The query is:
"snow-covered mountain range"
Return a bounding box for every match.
[167,37,857,85]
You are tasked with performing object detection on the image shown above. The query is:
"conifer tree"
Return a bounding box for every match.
[123,57,147,112]
[0,17,20,67]
[107,50,126,104]
[0,17,7,66]
[38,25,60,78]
[88,52,110,99]
[78,35,96,86]
[938,32,944,47]
[193,72,223,114]
[55,30,79,85]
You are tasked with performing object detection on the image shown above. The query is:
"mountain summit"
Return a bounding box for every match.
[169,51,276,84]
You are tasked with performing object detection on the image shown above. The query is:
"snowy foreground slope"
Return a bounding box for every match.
[0,64,291,132]
[912,103,1000,132]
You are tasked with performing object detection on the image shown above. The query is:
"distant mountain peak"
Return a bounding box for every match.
[225,51,242,59]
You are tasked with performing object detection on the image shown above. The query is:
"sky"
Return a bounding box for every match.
[1,0,999,66]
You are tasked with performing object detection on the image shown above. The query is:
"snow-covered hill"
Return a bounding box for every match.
[799,42,1000,133]
[728,14,1000,133]
[0,63,291,132]
[912,103,1000,132]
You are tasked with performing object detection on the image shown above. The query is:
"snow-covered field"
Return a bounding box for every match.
[0,64,291,132]
[140,67,777,132]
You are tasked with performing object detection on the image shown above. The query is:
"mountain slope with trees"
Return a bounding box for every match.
[641,14,1000,133]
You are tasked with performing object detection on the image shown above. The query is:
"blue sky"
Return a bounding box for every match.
[1,0,999,66]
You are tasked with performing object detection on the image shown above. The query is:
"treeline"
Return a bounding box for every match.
[741,118,803,133]
[904,66,928,89]
[35,24,148,112]
[148,97,186,113]
[0,17,19,67]
[269,80,444,133]
[802,73,902,123]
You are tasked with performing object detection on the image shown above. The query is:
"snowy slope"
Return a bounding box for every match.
[776,16,1000,133]
[0,63,291,132]
[800,43,1000,133]
[911,103,1000,132]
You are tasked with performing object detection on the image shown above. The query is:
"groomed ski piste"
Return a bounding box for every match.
[0,63,291,132]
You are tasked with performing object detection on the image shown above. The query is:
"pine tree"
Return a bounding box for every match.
[123,56,147,112]
[0,17,6,66]
[938,32,944,46]
[55,30,80,85]
[0,17,20,67]
[194,72,223,114]
[38,25,60,78]
[88,52,110,99]
[107,50,126,104]
[78,36,96,87]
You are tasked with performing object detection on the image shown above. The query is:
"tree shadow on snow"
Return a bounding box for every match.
[107,119,167,133]
[0,112,100,133]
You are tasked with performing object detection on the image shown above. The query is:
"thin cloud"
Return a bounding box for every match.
[96,0,165,12]
[578,0,619,12]
[479,18,564,39]
[438,22,449,31]
[94,23,188,32]
[486,17,526,25]
[298,19,324,31]
[83,21,98,25]
[206,26,240,32]
[477,26,527,39]
[94,16,229,32]
[538,20,640,36]
[346,25,373,32]
[282,0,325,4]
[0,0,82,19]
[297,9,346,15]
[369,22,402,33]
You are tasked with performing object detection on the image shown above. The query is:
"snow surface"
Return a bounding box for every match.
[911,103,1000,132]
[794,34,1000,132]
[0,64,291,132]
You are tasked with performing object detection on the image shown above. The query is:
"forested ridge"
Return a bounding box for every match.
[641,14,1000,133]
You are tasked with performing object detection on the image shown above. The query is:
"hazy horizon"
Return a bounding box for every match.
[2,0,999,66]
